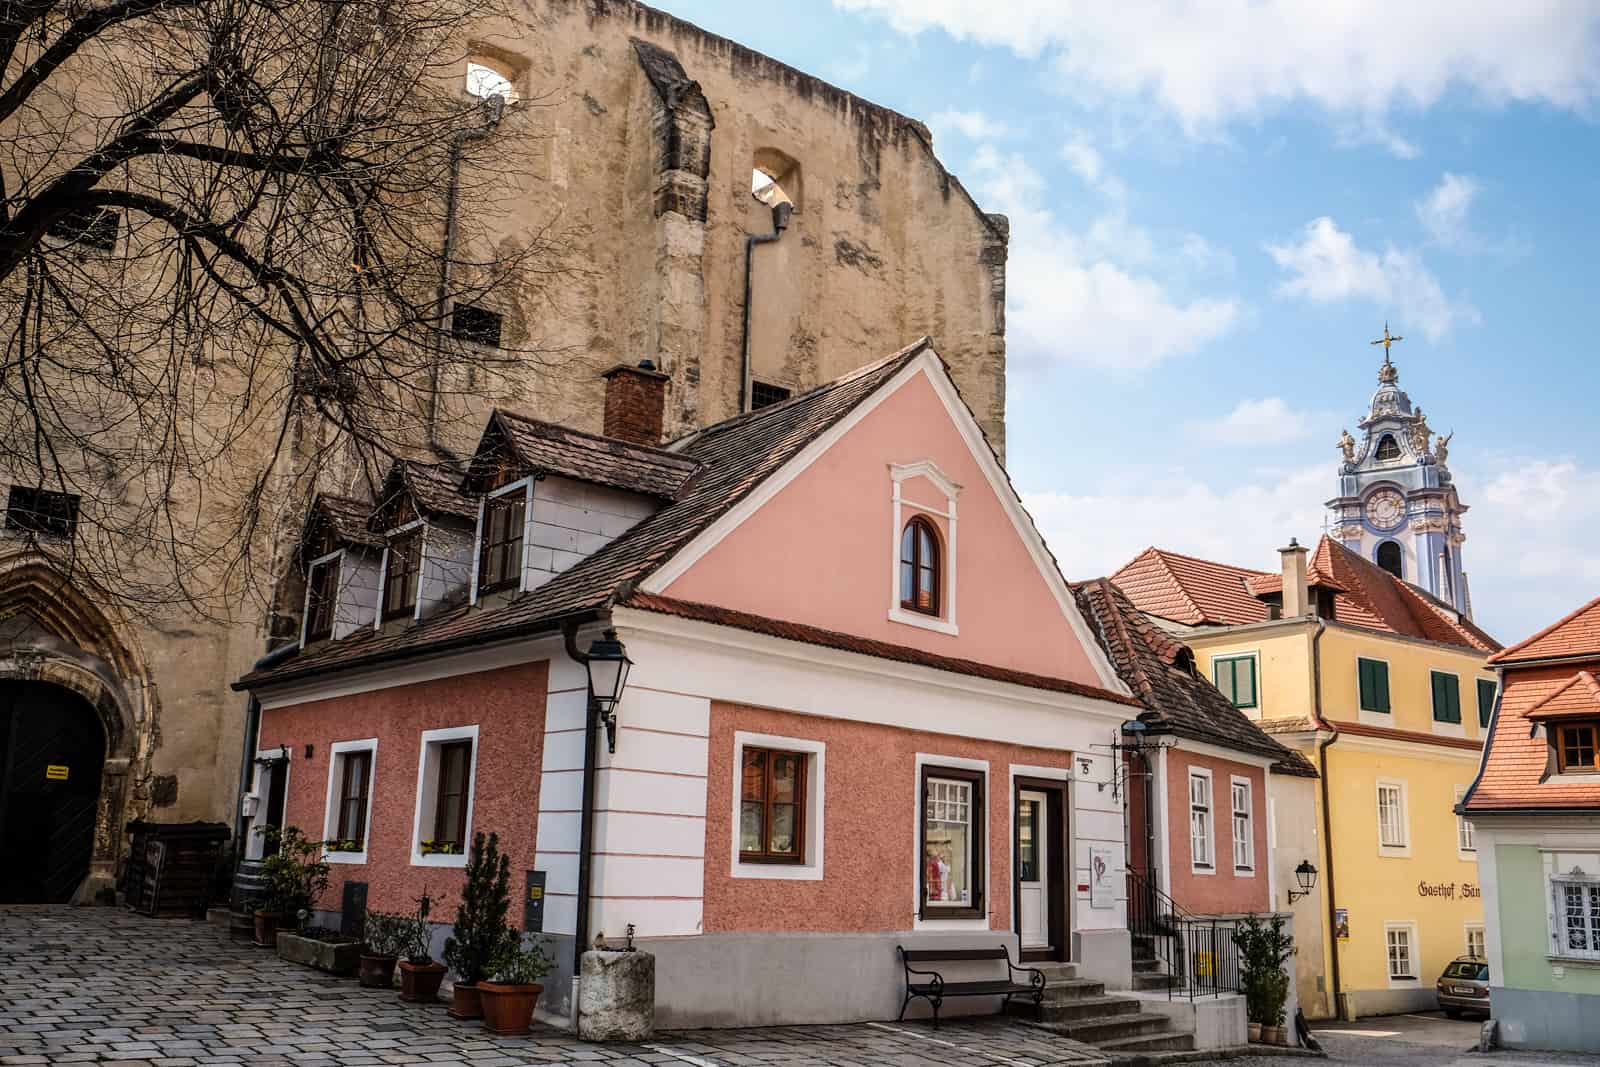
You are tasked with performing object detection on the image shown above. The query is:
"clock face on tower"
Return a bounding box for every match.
[1365,489,1406,530]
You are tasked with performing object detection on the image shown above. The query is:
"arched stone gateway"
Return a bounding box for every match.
[0,551,158,903]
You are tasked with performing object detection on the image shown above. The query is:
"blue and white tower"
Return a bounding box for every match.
[1325,328,1471,617]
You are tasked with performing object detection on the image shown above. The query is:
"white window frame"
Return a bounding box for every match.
[1230,776,1255,874]
[1549,874,1600,963]
[912,753,989,932]
[410,724,480,868]
[730,731,825,881]
[1189,768,1215,875]
[323,738,379,865]
[888,461,960,636]
[1376,778,1411,856]
[1210,651,1261,713]
[1385,921,1420,985]
[472,478,531,603]
[1454,785,1476,859]
[1465,923,1486,960]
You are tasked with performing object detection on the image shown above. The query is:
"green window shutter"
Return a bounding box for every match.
[1358,659,1391,713]
[1433,673,1461,723]
[1477,679,1496,728]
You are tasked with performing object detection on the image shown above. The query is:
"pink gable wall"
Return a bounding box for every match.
[663,369,1103,685]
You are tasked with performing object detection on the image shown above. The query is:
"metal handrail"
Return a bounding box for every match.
[1126,867,1244,1000]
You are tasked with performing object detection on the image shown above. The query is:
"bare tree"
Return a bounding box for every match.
[0,0,568,622]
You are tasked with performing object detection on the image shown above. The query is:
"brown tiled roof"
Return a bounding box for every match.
[1466,664,1600,813]
[238,341,931,690]
[624,593,1140,708]
[313,494,383,549]
[371,460,476,527]
[1522,672,1600,721]
[1257,716,1316,736]
[491,410,702,500]
[1111,537,1500,653]
[1072,579,1317,777]
[1489,596,1600,665]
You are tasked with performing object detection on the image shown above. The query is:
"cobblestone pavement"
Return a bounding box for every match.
[0,907,1110,1066]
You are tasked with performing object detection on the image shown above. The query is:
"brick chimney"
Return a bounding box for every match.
[1279,538,1309,619]
[602,360,669,446]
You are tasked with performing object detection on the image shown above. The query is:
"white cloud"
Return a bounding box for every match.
[1266,217,1480,340]
[1416,172,1482,249]
[931,109,1014,141]
[835,1,1600,136]
[1185,398,1319,445]
[969,146,1238,370]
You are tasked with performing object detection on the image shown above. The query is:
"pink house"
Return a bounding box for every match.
[234,341,1145,1027]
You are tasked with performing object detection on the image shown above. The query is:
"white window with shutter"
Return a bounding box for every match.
[1231,777,1254,873]
[1189,770,1214,873]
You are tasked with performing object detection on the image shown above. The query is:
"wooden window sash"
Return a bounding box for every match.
[432,740,472,845]
[1217,656,1257,709]
[738,747,807,864]
[306,557,340,641]
[899,517,941,617]
[336,750,371,846]
[1556,723,1599,774]
[382,532,422,620]
[919,764,984,920]
[478,492,525,595]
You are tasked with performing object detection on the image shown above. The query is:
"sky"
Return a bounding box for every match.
[656,0,1600,644]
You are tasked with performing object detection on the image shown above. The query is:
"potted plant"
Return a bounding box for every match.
[1263,968,1291,1045]
[1233,914,1294,1045]
[397,894,447,1002]
[443,832,514,1020]
[360,909,408,989]
[253,826,329,947]
[478,935,553,1035]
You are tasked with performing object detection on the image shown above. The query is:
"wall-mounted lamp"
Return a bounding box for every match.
[1287,859,1319,904]
[581,629,632,754]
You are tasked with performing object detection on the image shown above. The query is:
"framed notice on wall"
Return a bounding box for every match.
[1089,845,1116,909]
[1334,907,1350,940]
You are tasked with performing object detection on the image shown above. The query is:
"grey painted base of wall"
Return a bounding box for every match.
[1136,992,1246,1050]
[1073,928,1132,991]
[1492,986,1600,1052]
[638,930,1039,1030]
[1339,984,1436,1019]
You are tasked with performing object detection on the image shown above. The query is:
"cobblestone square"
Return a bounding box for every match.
[0,908,1108,1066]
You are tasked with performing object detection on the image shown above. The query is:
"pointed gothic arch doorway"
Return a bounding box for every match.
[0,680,107,902]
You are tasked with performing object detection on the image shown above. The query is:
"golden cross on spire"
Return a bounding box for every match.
[1370,322,1403,359]
[1370,322,1403,383]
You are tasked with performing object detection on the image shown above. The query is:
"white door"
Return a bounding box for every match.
[1018,790,1048,949]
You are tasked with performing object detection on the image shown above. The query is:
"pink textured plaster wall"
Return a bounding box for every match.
[258,662,547,916]
[702,701,1072,933]
[663,369,1103,686]
[1165,748,1270,915]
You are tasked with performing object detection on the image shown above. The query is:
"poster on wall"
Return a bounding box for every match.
[1089,845,1116,909]
[1334,907,1350,940]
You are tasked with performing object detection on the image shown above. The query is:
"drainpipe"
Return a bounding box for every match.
[428,93,507,449]
[1308,619,1346,1019]
[738,202,793,413]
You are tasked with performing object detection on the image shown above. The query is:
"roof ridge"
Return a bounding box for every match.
[1490,595,1600,664]
[493,408,701,463]
[1146,545,1272,577]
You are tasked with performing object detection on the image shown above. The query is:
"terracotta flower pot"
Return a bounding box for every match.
[447,982,483,1020]
[253,910,286,948]
[398,960,446,1002]
[1248,1022,1262,1043]
[1262,1025,1284,1045]
[359,954,398,989]
[479,981,542,1036]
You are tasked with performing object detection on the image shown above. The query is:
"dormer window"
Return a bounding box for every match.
[478,490,525,596]
[900,517,941,616]
[1556,723,1599,774]
[382,529,422,621]
[305,555,341,642]
[1375,434,1401,462]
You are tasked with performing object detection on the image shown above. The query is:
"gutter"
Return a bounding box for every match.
[738,202,792,413]
[233,639,302,852]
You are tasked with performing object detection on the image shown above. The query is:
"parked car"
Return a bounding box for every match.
[1436,956,1491,1018]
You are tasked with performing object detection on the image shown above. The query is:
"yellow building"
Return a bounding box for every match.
[1114,536,1500,1020]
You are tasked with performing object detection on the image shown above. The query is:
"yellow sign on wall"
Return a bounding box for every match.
[46,764,69,781]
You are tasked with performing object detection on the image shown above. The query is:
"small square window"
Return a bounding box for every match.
[1213,655,1257,709]
[451,303,502,347]
[48,208,118,252]
[1556,723,1599,774]
[5,486,80,539]
[750,381,791,410]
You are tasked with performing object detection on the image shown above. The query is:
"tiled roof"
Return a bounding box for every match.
[371,460,476,527]
[313,494,383,549]
[238,342,931,690]
[624,593,1140,708]
[1489,596,1600,665]
[1072,578,1317,777]
[492,410,702,500]
[1522,672,1600,721]
[1111,537,1500,653]
[1466,665,1600,813]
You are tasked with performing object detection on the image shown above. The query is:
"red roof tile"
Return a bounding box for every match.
[1110,547,1269,627]
[1466,664,1600,813]
[1522,672,1600,722]
[1489,596,1600,665]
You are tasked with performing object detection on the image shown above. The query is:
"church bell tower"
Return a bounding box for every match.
[1325,326,1472,617]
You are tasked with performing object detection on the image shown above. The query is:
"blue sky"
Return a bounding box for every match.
[659,0,1600,643]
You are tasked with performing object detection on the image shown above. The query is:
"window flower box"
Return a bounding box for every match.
[419,840,462,856]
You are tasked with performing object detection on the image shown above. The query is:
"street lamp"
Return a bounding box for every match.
[1287,859,1319,904]
[583,629,632,754]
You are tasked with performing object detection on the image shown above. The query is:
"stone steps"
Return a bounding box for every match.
[1012,962,1195,1056]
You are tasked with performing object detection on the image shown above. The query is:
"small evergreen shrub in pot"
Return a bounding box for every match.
[479,936,553,1035]
[359,910,409,989]
[254,826,330,947]
[397,895,447,1003]
[1233,914,1294,1045]
[444,832,514,1020]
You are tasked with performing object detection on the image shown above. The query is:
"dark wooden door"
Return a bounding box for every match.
[0,681,106,903]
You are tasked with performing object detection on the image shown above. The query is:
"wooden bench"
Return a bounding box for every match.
[896,945,1044,1027]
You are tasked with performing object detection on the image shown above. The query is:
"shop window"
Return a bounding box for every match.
[1477,679,1497,729]
[1358,657,1391,713]
[451,303,502,347]
[1555,722,1599,774]
[1189,770,1214,872]
[1376,540,1403,578]
[4,486,79,539]
[740,747,806,863]
[899,517,941,616]
[1230,778,1253,873]
[1213,654,1258,710]
[1386,923,1419,981]
[1377,780,1409,851]
[304,554,341,642]
[1375,434,1401,461]
[1432,671,1462,724]
[750,381,791,410]
[412,726,478,866]
[324,740,377,861]
[382,528,422,620]
[476,488,525,596]
[466,60,517,103]
[920,765,983,918]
